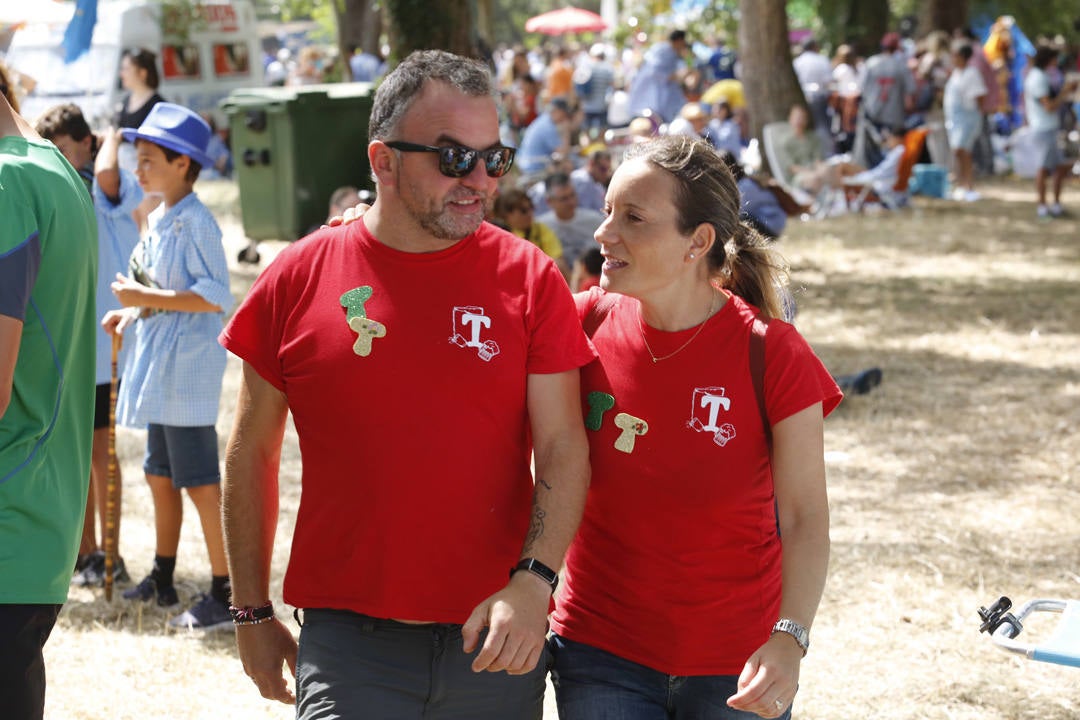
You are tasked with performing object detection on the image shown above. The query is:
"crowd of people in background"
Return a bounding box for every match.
[2,12,1079,719]
[489,21,1078,229]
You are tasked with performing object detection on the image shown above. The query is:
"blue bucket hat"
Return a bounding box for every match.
[121,102,214,168]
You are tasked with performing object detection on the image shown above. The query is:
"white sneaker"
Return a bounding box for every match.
[1049,203,1065,217]
[964,190,981,202]
[1037,204,1049,218]
[951,187,967,201]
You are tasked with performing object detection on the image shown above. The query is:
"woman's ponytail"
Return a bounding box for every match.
[718,221,789,319]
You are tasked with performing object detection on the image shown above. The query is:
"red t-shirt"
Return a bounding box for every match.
[550,289,841,675]
[220,220,595,623]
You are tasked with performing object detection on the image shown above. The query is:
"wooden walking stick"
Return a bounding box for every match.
[104,333,121,602]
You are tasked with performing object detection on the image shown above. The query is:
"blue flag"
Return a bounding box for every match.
[62,0,99,64]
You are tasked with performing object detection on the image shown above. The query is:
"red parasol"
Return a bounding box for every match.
[525,7,607,36]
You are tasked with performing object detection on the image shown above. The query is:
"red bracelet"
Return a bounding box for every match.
[229,602,275,625]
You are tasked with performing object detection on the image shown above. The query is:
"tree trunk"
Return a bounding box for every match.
[846,0,890,58]
[737,0,804,174]
[919,0,970,37]
[819,0,890,59]
[382,0,476,63]
[337,0,382,81]
[476,0,495,48]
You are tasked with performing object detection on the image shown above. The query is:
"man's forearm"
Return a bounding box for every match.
[223,364,288,606]
[223,444,280,605]
[519,369,590,574]
[520,434,589,570]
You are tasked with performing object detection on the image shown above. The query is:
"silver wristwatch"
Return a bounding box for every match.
[771,618,809,655]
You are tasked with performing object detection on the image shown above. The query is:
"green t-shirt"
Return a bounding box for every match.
[782,131,823,176]
[0,136,98,604]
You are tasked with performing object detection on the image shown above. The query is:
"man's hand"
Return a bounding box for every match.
[236,619,298,704]
[461,571,552,675]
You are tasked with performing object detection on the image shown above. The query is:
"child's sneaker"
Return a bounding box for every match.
[74,553,95,574]
[1049,203,1065,218]
[72,551,130,587]
[122,575,180,608]
[168,593,233,632]
[1036,204,1050,219]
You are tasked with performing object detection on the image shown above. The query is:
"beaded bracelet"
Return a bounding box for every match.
[229,602,275,625]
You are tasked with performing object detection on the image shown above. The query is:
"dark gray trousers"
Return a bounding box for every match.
[296,609,548,720]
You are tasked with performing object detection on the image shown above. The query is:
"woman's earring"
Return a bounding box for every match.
[689,252,696,259]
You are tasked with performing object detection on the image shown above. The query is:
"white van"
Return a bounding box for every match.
[4,0,262,127]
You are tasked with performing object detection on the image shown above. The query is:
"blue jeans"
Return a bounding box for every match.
[549,634,792,720]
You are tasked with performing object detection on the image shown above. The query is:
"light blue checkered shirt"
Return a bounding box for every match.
[116,192,232,428]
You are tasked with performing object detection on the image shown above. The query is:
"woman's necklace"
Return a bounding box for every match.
[638,291,720,363]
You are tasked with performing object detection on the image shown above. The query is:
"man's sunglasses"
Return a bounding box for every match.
[385,141,516,178]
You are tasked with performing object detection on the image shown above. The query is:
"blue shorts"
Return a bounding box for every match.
[946,108,981,151]
[143,424,220,489]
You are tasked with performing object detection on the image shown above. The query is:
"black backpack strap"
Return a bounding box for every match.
[749,314,771,448]
[582,293,618,339]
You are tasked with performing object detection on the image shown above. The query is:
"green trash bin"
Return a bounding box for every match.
[222,83,375,249]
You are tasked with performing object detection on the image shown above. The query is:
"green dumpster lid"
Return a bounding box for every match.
[221,82,374,111]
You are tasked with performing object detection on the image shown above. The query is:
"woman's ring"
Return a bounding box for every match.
[775,698,784,710]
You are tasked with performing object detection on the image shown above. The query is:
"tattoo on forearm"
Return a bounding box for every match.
[537,477,552,491]
[523,487,546,552]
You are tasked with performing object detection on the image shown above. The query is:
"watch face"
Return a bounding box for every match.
[514,558,558,589]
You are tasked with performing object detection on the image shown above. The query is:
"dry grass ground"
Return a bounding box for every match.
[45,176,1079,719]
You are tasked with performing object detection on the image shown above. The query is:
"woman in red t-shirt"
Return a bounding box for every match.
[548,135,841,719]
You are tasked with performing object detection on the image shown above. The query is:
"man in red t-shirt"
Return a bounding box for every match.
[219,50,595,718]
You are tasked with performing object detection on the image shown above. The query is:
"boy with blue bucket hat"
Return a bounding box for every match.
[103,102,235,631]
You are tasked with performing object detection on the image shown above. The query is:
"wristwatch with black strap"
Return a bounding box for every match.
[771,618,810,655]
[510,557,559,594]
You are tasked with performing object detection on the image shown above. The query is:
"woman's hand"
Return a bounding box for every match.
[726,634,803,718]
[325,203,372,227]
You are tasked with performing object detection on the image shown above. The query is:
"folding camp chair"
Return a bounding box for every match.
[844,126,929,212]
[761,121,815,212]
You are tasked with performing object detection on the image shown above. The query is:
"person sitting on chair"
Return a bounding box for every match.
[838,125,907,208]
[783,105,844,199]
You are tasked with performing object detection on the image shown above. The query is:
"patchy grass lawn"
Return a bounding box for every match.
[46,176,1079,719]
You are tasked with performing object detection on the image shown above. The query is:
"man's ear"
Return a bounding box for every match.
[369,140,397,187]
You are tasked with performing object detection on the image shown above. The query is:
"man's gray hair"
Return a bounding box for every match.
[368,50,495,142]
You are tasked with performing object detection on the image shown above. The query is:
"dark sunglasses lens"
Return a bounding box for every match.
[484,148,514,177]
[439,147,478,177]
